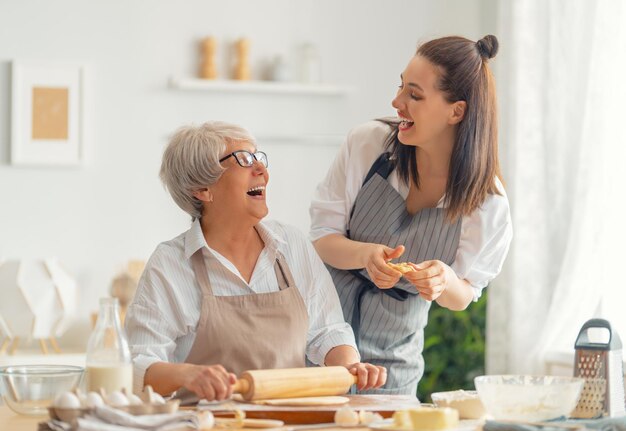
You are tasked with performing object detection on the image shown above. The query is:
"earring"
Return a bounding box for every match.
[207,193,213,203]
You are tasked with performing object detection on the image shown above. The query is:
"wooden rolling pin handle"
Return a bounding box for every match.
[232,378,250,395]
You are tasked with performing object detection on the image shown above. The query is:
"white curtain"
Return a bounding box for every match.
[487,0,626,375]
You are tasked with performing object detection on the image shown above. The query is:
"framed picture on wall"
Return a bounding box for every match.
[11,60,85,166]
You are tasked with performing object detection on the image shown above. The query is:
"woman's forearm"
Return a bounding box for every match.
[313,234,373,270]
[144,362,193,395]
[436,274,474,311]
[324,345,361,367]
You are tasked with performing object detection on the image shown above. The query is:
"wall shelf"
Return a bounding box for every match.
[168,77,352,96]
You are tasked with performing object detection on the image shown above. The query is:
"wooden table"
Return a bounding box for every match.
[0,405,44,431]
[0,405,481,431]
[0,395,486,431]
[0,405,374,431]
[0,395,428,430]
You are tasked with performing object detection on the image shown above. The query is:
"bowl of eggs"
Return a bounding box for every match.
[0,364,84,416]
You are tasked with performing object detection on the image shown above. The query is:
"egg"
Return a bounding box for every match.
[85,392,104,408]
[198,411,215,430]
[358,410,383,425]
[335,406,359,427]
[107,390,129,406]
[54,391,81,409]
[127,393,143,405]
[74,389,86,406]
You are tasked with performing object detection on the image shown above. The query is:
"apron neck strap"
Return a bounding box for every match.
[362,152,394,185]
[191,249,214,296]
[274,251,295,290]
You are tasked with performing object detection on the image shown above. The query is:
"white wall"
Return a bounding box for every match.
[0,0,496,347]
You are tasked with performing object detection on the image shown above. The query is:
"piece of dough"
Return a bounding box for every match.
[251,396,350,406]
[335,406,359,426]
[386,262,414,274]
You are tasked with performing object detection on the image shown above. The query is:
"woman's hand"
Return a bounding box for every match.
[325,346,386,390]
[403,260,452,301]
[180,364,237,401]
[362,244,405,289]
[347,362,387,391]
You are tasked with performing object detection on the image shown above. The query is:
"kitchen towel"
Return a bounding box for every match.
[483,416,626,431]
[39,405,199,431]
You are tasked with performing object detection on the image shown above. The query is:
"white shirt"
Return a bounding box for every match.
[126,219,358,393]
[309,120,513,300]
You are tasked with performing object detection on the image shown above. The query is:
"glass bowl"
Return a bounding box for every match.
[474,375,584,422]
[0,365,84,416]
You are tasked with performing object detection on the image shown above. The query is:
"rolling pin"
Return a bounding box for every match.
[231,366,358,401]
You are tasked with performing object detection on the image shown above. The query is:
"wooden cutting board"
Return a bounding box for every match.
[199,395,421,424]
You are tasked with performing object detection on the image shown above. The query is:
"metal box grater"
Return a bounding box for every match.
[571,318,625,418]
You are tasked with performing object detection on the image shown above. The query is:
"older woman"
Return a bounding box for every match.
[125,121,386,402]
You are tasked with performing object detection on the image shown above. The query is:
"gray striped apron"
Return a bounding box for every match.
[327,152,462,395]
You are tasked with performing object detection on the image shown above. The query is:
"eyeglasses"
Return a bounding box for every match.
[219,150,268,168]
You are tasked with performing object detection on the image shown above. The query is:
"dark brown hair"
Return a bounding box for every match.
[384,34,502,221]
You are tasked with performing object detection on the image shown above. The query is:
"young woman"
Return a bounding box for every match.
[310,35,513,395]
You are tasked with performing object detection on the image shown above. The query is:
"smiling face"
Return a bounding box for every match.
[209,139,269,224]
[391,55,464,149]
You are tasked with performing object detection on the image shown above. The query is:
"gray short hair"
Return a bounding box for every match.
[159,121,256,220]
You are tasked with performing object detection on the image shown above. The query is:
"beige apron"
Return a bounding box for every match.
[176,247,309,404]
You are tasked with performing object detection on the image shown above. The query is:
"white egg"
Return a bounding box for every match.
[335,406,359,427]
[54,391,81,409]
[107,390,129,406]
[358,410,383,425]
[74,389,86,406]
[150,392,166,405]
[127,393,143,405]
[198,411,215,430]
[85,392,104,408]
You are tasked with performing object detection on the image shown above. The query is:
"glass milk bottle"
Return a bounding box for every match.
[85,298,133,394]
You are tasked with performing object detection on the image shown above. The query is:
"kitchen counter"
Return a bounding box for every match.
[0,395,407,430]
[0,405,481,431]
[0,396,480,431]
[0,405,376,431]
[0,405,44,431]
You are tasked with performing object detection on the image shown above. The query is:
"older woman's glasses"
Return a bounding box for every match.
[219,150,268,168]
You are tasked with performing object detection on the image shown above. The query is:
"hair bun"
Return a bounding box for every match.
[476,35,499,60]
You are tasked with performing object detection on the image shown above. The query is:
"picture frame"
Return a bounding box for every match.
[11,60,85,166]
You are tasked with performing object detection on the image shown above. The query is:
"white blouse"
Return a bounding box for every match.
[309,120,513,300]
[126,219,358,393]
